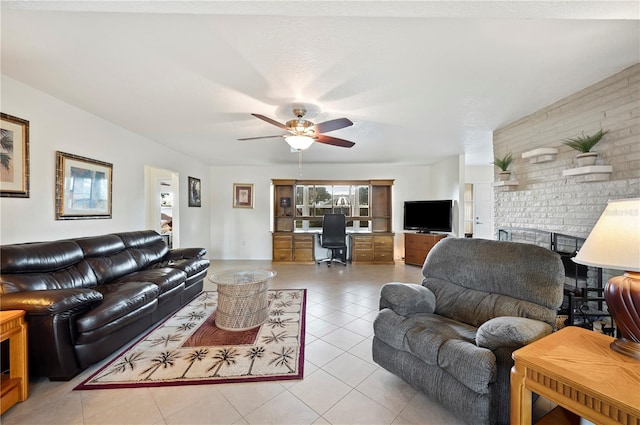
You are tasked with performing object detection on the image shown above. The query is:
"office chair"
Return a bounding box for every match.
[317,214,347,267]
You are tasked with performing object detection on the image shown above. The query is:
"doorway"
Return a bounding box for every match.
[145,166,180,249]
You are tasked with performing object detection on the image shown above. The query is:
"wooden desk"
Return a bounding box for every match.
[0,310,28,414]
[511,326,640,425]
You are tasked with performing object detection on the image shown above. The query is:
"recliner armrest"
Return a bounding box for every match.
[164,247,206,261]
[379,282,436,315]
[476,316,552,350]
[0,288,103,315]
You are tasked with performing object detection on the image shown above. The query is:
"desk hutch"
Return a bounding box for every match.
[272,179,394,264]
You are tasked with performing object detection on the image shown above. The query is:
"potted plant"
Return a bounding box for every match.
[493,152,513,181]
[562,129,608,167]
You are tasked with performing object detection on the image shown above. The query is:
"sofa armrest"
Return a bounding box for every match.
[476,316,552,350]
[0,288,103,315]
[164,247,206,261]
[379,282,436,316]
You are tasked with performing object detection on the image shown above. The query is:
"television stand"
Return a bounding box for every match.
[404,233,447,266]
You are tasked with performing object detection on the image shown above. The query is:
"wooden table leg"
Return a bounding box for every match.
[511,363,532,425]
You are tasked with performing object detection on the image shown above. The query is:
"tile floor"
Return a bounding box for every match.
[1,260,552,425]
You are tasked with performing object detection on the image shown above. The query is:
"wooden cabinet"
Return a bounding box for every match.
[271,233,315,264]
[352,234,395,264]
[271,179,394,263]
[272,233,293,261]
[404,233,447,266]
[293,234,314,262]
[371,180,393,233]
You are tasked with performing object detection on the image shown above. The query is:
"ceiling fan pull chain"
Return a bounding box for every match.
[298,150,304,177]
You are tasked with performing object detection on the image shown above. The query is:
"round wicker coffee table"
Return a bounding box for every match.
[209,269,276,331]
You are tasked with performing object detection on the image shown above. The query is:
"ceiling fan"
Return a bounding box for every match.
[238,108,355,151]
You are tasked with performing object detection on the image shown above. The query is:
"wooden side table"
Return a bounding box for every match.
[0,310,28,414]
[511,326,640,425]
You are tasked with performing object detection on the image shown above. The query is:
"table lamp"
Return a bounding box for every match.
[573,198,640,360]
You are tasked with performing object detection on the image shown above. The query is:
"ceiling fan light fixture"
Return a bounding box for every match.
[285,135,314,151]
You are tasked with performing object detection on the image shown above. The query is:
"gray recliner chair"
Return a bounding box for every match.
[372,238,565,425]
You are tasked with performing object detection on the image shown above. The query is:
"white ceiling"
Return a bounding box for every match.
[1,1,639,166]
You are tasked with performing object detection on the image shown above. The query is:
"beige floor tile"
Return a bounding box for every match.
[322,390,398,425]
[323,352,378,387]
[163,389,242,425]
[304,339,345,367]
[83,388,164,425]
[0,392,84,425]
[356,369,417,414]
[149,382,221,418]
[216,381,285,416]
[398,391,463,425]
[289,369,352,414]
[347,338,376,364]
[321,328,365,351]
[322,310,358,327]
[243,391,319,425]
[342,317,375,337]
[306,318,340,338]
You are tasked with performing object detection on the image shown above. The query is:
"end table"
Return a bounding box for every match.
[1,310,28,414]
[511,326,640,425]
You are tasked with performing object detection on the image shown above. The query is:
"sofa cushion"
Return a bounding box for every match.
[76,281,159,333]
[116,230,169,268]
[151,258,209,279]
[75,235,140,284]
[0,241,98,293]
[374,308,496,395]
[113,268,187,295]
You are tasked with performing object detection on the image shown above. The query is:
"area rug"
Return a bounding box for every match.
[75,289,306,390]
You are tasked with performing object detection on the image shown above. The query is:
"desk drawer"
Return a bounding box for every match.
[293,235,314,249]
[354,250,374,261]
[273,249,292,261]
[273,235,292,249]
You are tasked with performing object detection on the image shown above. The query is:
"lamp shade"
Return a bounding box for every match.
[285,135,314,151]
[573,198,640,272]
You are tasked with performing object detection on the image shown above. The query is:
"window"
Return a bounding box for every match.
[294,183,370,231]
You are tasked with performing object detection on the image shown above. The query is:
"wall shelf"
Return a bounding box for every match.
[522,148,558,164]
[492,180,519,187]
[562,165,612,182]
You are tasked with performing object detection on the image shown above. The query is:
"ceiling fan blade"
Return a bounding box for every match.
[314,118,353,134]
[251,113,289,130]
[237,135,284,141]
[315,134,355,148]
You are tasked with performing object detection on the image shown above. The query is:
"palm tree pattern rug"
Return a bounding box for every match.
[75,289,306,390]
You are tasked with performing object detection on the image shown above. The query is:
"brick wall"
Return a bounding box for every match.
[493,64,640,239]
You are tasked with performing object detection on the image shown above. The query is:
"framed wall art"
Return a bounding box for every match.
[1,113,30,198]
[233,183,254,208]
[56,151,113,220]
[188,176,201,207]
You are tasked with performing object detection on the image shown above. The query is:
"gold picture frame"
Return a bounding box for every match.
[56,151,113,220]
[233,183,254,208]
[1,113,30,198]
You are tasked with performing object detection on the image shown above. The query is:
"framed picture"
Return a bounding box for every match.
[188,176,201,207]
[1,113,30,198]
[56,151,113,220]
[233,183,254,208]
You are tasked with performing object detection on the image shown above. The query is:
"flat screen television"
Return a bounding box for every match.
[403,200,453,233]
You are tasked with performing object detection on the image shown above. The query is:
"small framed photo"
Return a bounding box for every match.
[1,113,30,198]
[233,183,254,208]
[188,176,201,207]
[56,151,112,220]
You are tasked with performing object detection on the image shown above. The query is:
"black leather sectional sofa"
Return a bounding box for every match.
[0,230,210,380]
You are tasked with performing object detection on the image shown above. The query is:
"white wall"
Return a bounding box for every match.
[0,76,211,251]
[428,154,464,237]
[209,163,445,260]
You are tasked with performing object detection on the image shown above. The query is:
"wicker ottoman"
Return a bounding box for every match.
[209,269,276,331]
